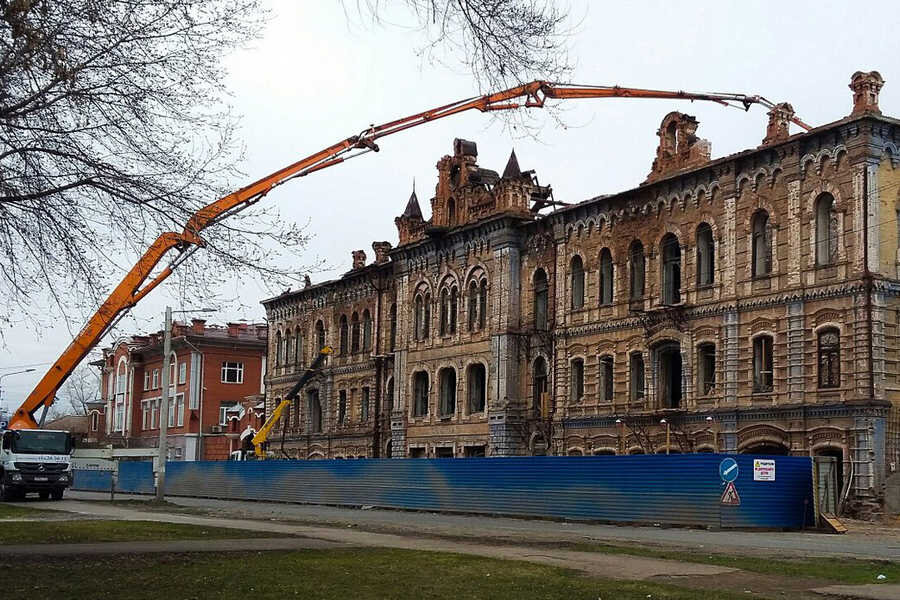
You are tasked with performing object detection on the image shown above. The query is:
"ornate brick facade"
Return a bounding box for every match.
[263,72,900,504]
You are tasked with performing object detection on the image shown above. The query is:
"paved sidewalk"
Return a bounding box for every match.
[812,585,900,600]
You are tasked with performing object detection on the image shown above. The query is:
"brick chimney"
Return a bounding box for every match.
[351,250,366,270]
[227,322,240,337]
[191,318,206,335]
[372,241,392,265]
[849,70,884,116]
[761,102,795,146]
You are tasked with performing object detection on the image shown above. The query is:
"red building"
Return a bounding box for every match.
[95,320,267,460]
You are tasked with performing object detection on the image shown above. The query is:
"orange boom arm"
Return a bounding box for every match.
[8,81,810,429]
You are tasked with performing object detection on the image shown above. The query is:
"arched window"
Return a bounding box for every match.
[450,286,458,333]
[478,280,487,330]
[815,193,837,265]
[447,198,456,225]
[339,315,349,354]
[389,303,397,351]
[414,294,424,341]
[362,309,372,352]
[467,363,486,413]
[315,320,326,351]
[697,343,716,395]
[629,240,645,300]
[337,390,347,424]
[440,288,449,336]
[294,327,303,365]
[412,371,429,417]
[751,210,772,277]
[629,352,645,402]
[385,377,394,413]
[818,328,840,389]
[307,389,322,433]
[696,223,715,286]
[468,281,478,331]
[570,358,584,403]
[533,357,548,413]
[439,368,457,416]
[599,248,614,305]
[599,355,614,402]
[660,233,681,305]
[753,335,774,392]
[350,312,360,353]
[274,331,283,365]
[533,269,548,330]
[570,255,585,310]
[283,332,291,366]
[423,294,431,339]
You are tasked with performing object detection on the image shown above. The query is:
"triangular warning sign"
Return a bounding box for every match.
[721,481,741,505]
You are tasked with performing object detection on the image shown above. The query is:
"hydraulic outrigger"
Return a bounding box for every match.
[8,80,810,430]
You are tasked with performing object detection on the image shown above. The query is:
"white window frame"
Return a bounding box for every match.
[168,397,176,428]
[219,406,228,426]
[175,393,185,427]
[144,371,150,391]
[221,362,244,384]
[178,362,187,385]
[142,401,150,430]
[152,369,159,389]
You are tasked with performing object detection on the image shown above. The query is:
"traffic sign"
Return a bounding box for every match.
[719,458,739,482]
[721,481,741,505]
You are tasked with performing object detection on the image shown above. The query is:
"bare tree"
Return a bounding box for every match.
[348,0,573,92]
[48,364,98,419]
[0,0,314,331]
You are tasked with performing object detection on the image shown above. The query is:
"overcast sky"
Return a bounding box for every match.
[1,0,897,413]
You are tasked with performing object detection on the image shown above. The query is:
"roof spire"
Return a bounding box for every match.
[401,180,423,219]
[502,149,521,179]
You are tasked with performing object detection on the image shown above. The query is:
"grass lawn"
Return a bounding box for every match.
[0,502,58,519]
[575,541,900,586]
[0,519,289,545]
[0,548,752,600]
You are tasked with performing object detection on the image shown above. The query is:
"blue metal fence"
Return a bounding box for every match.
[117,461,155,494]
[72,469,112,492]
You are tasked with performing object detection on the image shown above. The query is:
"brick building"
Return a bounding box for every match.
[263,72,900,504]
[96,320,267,460]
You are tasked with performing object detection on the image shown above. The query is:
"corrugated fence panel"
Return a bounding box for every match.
[155,454,814,529]
[72,469,112,492]
[116,461,155,494]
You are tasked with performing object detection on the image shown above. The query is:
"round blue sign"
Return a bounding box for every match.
[719,458,739,482]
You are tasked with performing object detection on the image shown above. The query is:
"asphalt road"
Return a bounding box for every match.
[65,490,900,560]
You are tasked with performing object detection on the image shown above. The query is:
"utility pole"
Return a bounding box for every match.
[156,306,173,502]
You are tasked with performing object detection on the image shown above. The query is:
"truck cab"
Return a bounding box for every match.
[0,429,75,501]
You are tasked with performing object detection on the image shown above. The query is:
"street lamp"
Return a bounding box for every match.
[0,369,36,420]
[157,306,215,501]
[660,418,670,455]
[706,416,718,452]
[615,418,623,455]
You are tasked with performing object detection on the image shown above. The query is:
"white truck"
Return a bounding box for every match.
[0,429,75,501]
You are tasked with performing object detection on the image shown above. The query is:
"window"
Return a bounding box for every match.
[439,368,456,416]
[414,295,424,341]
[751,210,772,277]
[275,331,283,365]
[753,335,774,392]
[599,248,614,305]
[315,320,326,351]
[629,240,645,300]
[389,304,397,351]
[338,390,347,424]
[440,287,457,335]
[152,399,160,429]
[451,287,458,333]
[178,361,187,385]
[385,377,394,413]
[599,355,613,403]
[629,352,645,401]
[176,394,184,427]
[339,315,349,354]
[818,328,840,389]
[661,233,681,305]
[292,397,300,428]
[696,223,715,286]
[447,197,456,224]
[168,397,175,427]
[656,343,682,409]
[142,401,150,430]
[143,371,150,391]
[221,362,244,384]
[152,369,159,389]
[362,310,372,352]
[351,312,360,353]
[533,269,548,330]
[478,280,487,330]
[361,387,370,421]
[219,405,228,426]
[815,193,837,265]
[283,333,291,366]
[698,343,716,395]
[413,371,429,417]
[90,411,99,432]
[414,293,431,340]
[468,281,478,331]
[570,255,585,310]
[169,359,176,387]
[308,389,322,433]
[532,357,548,413]
[294,328,303,364]
[570,358,584,403]
[467,364,486,413]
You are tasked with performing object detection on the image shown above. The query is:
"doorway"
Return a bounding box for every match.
[656,343,682,409]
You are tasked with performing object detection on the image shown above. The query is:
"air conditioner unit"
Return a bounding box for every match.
[210,425,223,434]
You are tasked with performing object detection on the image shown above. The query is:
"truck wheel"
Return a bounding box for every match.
[0,483,15,502]
[51,488,64,501]
[39,491,50,500]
